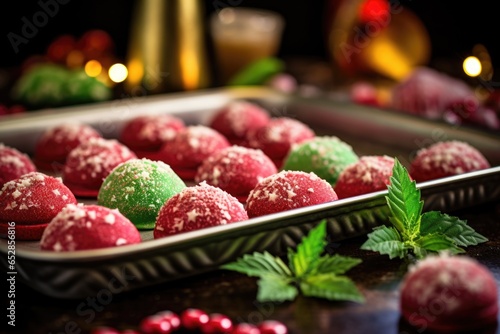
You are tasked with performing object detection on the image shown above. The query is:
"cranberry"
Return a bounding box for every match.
[90,327,120,334]
[200,313,233,333]
[120,330,140,334]
[155,310,181,331]
[181,308,209,330]
[258,320,288,334]
[232,323,261,334]
[140,315,173,334]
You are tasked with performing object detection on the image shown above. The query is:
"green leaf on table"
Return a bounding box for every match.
[300,274,365,303]
[361,226,405,259]
[256,276,298,303]
[222,220,364,303]
[288,220,328,277]
[420,211,488,246]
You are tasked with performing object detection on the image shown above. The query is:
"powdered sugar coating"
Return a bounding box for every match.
[282,136,359,186]
[400,255,498,332]
[0,172,77,240]
[334,156,394,198]
[410,141,490,182]
[62,138,137,197]
[209,101,270,145]
[159,125,230,180]
[120,114,185,152]
[195,146,277,202]
[246,170,338,218]
[34,123,101,171]
[154,182,248,238]
[40,204,141,251]
[246,117,315,168]
[98,159,186,229]
[0,143,37,185]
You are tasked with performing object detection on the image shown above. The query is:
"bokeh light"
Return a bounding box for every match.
[108,63,128,83]
[463,56,482,77]
[84,60,102,77]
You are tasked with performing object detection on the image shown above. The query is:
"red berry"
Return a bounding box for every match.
[181,308,209,330]
[232,323,261,334]
[90,327,120,334]
[258,320,288,334]
[201,313,233,333]
[140,315,173,334]
[120,330,140,334]
[155,310,181,330]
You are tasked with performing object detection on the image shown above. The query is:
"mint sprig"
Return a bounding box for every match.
[361,159,488,259]
[222,221,364,303]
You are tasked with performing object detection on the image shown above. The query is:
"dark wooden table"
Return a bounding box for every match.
[9,201,500,334]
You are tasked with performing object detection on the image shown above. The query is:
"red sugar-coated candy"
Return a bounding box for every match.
[62,138,137,198]
[258,320,288,334]
[181,308,210,330]
[119,114,185,157]
[0,172,77,240]
[154,182,248,238]
[34,123,101,172]
[400,255,498,332]
[246,171,338,218]
[195,146,277,203]
[246,117,315,169]
[158,125,230,180]
[201,313,234,334]
[209,101,270,146]
[410,141,490,182]
[140,315,173,334]
[40,204,141,251]
[334,156,394,199]
[233,323,261,334]
[0,143,37,186]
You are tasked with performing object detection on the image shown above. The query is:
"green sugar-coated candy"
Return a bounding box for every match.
[281,136,359,186]
[98,158,186,229]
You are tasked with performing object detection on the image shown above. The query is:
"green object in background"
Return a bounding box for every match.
[227,57,284,86]
[12,64,111,109]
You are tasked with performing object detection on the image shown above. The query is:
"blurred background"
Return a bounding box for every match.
[1,0,500,130]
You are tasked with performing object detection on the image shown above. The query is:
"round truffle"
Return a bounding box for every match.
[281,136,359,186]
[40,204,141,251]
[62,138,137,198]
[209,101,270,146]
[98,159,186,230]
[0,143,37,186]
[154,182,248,238]
[334,156,395,198]
[194,146,277,202]
[246,170,338,218]
[410,141,490,182]
[400,255,498,332]
[0,172,77,240]
[158,126,230,180]
[119,114,185,159]
[34,123,102,172]
[246,117,315,169]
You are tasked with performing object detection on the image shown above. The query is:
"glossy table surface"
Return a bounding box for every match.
[10,201,500,334]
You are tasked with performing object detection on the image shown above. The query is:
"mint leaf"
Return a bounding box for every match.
[420,211,488,246]
[300,274,364,303]
[221,251,292,278]
[386,159,423,239]
[288,220,327,277]
[256,276,298,303]
[416,233,464,254]
[315,255,362,275]
[361,226,406,259]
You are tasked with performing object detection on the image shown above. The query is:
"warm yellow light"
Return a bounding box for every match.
[463,56,482,77]
[108,63,128,83]
[84,60,102,77]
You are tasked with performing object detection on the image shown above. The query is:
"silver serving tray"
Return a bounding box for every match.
[1,87,499,299]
